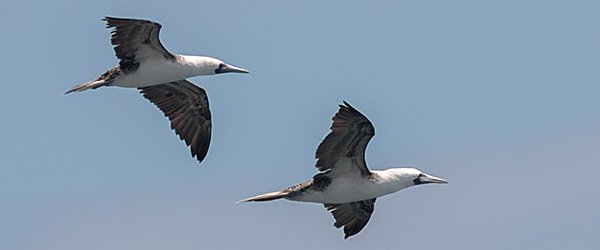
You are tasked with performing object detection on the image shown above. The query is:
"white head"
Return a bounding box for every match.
[383,168,448,189]
[188,56,249,75]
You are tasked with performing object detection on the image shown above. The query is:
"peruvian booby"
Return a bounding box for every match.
[65,17,249,164]
[240,101,447,239]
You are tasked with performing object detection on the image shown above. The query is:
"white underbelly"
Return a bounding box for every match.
[113,60,200,88]
[291,177,383,204]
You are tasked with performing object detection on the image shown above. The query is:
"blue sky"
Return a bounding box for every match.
[1,0,599,249]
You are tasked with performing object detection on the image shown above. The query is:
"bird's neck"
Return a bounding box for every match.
[178,55,217,76]
[371,169,415,194]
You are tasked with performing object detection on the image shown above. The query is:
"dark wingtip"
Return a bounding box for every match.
[194,153,207,165]
[103,16,162,28]
[103,16,113,27]
[102,16,115,23]
[340,101,357,112]
[191,140,210,165]
[338,100,364,116]
[343,230,359,239]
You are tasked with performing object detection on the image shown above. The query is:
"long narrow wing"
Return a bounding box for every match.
[138,80,211,164]
[104,16,176,73]
[315,101,375,176]
[324,198,376,239]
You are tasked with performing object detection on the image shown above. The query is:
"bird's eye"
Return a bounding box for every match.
[214,63,227,74]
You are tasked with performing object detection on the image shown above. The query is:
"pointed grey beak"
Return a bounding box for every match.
[414,173,448,185]
[215,63,249,74]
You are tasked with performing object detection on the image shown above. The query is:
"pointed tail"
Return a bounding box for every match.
[238,191,288,203]
[64,80,108,94]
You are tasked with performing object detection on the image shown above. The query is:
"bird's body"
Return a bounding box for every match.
[240,102,447,239]
[288,169,416,204]
[65,16,248,164]
[93,56,226,89]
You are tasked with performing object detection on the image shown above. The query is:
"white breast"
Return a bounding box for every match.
[112,58,213,88]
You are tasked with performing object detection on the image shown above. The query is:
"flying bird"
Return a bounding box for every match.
[240,101,447,239]
[65,17,249,164]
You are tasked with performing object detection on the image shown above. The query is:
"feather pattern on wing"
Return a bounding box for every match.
[104,16,176,73]
[315,101,375,176]
[139,80,211,164]
[324,198,376,239]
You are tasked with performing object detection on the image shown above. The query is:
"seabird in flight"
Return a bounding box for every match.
[65,17,249,164]
[240,101,447,239]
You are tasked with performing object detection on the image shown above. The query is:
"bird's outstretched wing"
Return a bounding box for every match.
[104,16,176,73]
[324,198,376,239]
[315,101,375,176]
[139,80,211,164]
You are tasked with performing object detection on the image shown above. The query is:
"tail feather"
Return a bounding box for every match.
[64,80,107,94]
[238,191,288,203]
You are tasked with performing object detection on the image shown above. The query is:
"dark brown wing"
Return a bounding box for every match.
[104,16,176,73]
[324,198,376,239]
[315,101,375,176]
[139,80,211,164]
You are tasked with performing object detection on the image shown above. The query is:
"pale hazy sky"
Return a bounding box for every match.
[1,1,599,249]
